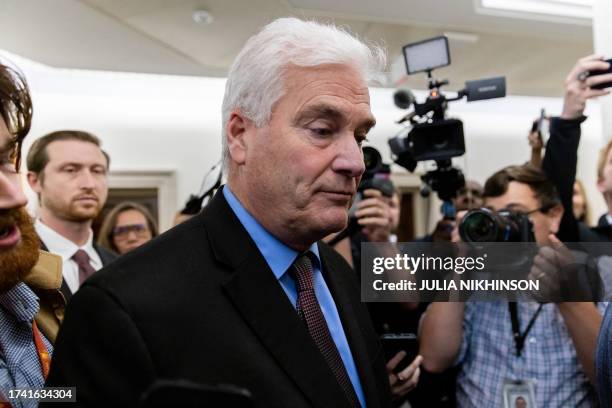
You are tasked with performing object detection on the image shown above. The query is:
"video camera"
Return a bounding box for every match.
[388,36,506,216]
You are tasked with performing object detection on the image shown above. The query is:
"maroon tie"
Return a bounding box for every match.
[72,249,96,285]
[290,252,360,408]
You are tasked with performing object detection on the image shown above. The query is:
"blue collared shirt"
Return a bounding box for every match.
[0,282,53,408]
[453,301,605,407]
[223,186,366,407]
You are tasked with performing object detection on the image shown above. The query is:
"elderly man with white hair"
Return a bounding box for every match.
[46,18,421,407]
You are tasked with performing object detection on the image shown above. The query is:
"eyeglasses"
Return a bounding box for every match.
[112,223,149,240]
[506,204,554,217]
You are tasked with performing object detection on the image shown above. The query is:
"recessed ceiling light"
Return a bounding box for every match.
[193,10,214,25]
[476,0,593,22]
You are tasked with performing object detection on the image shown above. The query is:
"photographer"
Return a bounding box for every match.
[326,167,424,402]
[419,164,606,407]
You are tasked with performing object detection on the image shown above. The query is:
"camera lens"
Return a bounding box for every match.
[460,209,498,242]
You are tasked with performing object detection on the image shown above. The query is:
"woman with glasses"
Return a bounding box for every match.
[97,201,158,255]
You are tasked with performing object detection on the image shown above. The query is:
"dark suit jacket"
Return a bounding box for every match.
[39,239,117,302]
[45,190,392,408]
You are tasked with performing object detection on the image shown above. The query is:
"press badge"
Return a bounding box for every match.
[502,379,537,408]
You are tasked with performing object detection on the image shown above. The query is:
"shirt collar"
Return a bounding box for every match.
[35,219,101,267]
[0,282,39,322]
[222,185,320,280]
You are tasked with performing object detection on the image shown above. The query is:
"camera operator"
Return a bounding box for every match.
[325,160,424,402]
[327,180,421,328]
[419,164,606,407]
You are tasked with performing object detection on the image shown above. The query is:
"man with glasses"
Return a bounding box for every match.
[419,164,605,407]
[0,60,66,407]
[26,131,116,301]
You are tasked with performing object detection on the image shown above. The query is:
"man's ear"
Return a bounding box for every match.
[226,111,253,166]
[27,171,42,194]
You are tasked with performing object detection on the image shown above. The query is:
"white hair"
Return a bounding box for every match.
[221,17,387,170]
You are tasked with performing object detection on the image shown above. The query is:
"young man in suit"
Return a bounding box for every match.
[26,130,116,300]
[0,60,65,406]
[45,18,417,407]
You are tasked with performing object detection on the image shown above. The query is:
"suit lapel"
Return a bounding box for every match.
[59,279,72,302]
[204,189,351,408]
[318,243,385,408]
[93,244,117,266]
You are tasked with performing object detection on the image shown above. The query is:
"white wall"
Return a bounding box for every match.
[594,0,612,141]
[6,51,605,232]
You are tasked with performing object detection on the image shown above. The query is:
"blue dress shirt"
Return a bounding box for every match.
[0,282,53,408]
[223,186,366,407]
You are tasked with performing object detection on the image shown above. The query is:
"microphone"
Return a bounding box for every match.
[463,76,506,102]
[393,87,416,109]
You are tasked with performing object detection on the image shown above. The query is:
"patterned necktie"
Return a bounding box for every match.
[72,249,96,285]
[290,252,361,408]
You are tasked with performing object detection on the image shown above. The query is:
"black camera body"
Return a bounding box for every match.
[358,146,394,197]
[459,207,535,243]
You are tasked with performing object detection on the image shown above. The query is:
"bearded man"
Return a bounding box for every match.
[26,130,116,300]
[0,61,65,407]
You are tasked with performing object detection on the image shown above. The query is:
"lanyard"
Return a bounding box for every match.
[508,302,543,357]
[32,320,51,380]
[0,393,11,408]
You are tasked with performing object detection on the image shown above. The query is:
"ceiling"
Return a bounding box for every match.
[0,0,594,96]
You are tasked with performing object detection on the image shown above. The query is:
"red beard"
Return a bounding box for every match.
[0,208,40,293]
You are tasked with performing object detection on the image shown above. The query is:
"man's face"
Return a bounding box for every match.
[30,140,108,222]
[515,396,527,408]
[598,146,612,195]
[0,117,39,293]
[484,181,562,244]
[454,181,484,211]
[230,64,373,248]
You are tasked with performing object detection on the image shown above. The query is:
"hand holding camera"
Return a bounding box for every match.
[562,54,611,120]
[355,188,393,243]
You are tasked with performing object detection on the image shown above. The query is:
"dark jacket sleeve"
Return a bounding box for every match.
[43,284,156,407]
[541,116,586,242]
